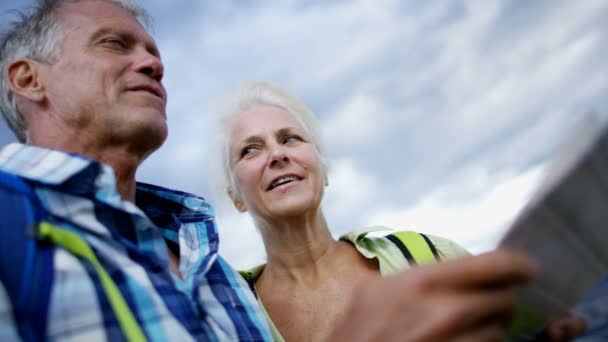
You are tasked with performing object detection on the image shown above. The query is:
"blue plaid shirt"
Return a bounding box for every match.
[0,143,271,341]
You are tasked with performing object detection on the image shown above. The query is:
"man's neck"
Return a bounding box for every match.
[110,157,138,201]
[26,114,164,201]
[78,147,141,201]
[29,138,142,202]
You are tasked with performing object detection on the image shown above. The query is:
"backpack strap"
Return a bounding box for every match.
[0,171,147,340]
[0,171,54,340]
[238,270,258,295]
[238,264,267,298]
[385,231,440,265]
[37,222,147,341]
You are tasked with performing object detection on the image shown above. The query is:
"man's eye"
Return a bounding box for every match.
[102,37,128,49]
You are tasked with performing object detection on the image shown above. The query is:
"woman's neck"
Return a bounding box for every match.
[256,210,345,286]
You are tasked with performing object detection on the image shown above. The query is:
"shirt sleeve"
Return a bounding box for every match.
[0,280,20,341]
[425,234,472,260]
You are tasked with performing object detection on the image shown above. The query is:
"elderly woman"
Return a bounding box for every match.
[213,82,585,341]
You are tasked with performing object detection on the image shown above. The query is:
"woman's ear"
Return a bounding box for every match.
[227,186,247,212]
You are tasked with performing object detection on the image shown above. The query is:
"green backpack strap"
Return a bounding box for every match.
[238,264,266,297]
[0,171,54,340]
[38,222,147,342]
[385,231,440,265]
[238,270,257,295]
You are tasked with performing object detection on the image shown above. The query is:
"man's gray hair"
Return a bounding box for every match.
[0,0,150,142]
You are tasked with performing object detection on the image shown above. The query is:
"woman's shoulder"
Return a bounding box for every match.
[340,226,470,263]
[421,232,471,259]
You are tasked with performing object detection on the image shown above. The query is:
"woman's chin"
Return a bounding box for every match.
[265,199,319,219]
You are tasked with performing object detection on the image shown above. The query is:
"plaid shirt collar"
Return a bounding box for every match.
[0,142,219,276]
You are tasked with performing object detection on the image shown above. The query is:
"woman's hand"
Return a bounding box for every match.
[329,249,537,342]
[544,313,587,341]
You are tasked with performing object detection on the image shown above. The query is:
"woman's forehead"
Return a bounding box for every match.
[230,104,307,137]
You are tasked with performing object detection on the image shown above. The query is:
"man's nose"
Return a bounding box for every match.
[135,49,164,82]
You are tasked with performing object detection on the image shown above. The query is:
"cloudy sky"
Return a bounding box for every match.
[1,0,607,269]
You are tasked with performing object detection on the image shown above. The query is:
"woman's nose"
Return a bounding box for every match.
[269,148,289,168]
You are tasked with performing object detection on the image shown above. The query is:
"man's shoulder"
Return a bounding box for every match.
[0,169,33,197]
[0,170,40,231]
[136,181,209,203]
[135,181,215,220]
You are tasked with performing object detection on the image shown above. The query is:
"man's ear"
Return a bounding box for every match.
[7,59,46,103]
[227,187,247,213]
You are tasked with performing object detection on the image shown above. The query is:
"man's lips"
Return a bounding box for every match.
[127,84,166,102]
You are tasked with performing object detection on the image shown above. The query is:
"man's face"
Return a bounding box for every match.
[40,0,167,149]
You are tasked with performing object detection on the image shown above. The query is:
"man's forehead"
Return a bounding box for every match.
[55,1,154,42]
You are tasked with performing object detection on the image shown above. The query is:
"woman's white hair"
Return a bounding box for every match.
[211,81,329,205]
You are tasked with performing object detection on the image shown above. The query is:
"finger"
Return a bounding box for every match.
[545,313,588,341]
[413,249,537,290]
[435,288,516,335]
[451,322,507,342]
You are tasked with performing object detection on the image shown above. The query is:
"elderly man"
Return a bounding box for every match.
[0,0,586,341]
[0,0,271,340]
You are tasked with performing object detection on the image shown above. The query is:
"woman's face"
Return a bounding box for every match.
[228,104,325,221]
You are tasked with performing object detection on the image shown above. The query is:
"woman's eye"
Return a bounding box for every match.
[240,145,257,158]
[283,135,301,144]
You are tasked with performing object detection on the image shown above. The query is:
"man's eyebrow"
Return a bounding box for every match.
[89,27,117,43]
[89,27,161,58]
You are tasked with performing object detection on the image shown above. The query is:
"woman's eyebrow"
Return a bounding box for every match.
[237,135,263,147]
[275,127,301,136]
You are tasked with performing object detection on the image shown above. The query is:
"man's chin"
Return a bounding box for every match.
[113,118,168,158]
[136,123,168,153]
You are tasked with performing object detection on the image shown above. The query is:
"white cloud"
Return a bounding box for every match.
[322,157,378,234]
[216,208,267,270]
[366,164,546,253]
[322,92,388,150]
